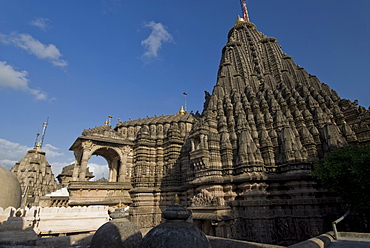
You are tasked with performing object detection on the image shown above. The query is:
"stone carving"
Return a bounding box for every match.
[11,147,58,207]
[81,140,94,151]
[82,124,125,140]
[57,163,94,187]
[60,17,370,245]
[0,206,109,242]
[191,189,225,207]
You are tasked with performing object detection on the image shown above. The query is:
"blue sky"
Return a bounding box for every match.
[1,0,369,180]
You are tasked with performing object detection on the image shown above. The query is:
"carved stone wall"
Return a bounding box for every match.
[65,18,370,245]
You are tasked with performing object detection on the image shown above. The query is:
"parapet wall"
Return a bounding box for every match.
[0,207,16,224]
[0,205,109,236]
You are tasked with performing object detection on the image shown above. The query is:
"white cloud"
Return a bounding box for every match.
[87,163,109,181]
[0,159,19,170]
[0,138,65,171]
[141,21,173,60]
[0,137,109,181]
[0,61,47,100]
[50,160,74,178]
[0,138,32,170]
[50,161,108,181]
[42,143,64,158]
[0,32,67,67]
[30,17,52,30]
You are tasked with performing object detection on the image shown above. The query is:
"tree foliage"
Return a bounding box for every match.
[312,145,370,217]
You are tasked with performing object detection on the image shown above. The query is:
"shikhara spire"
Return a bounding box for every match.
[240,0,250,22]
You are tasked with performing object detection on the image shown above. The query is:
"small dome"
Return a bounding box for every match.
[140,201,210,248]
[0,166,21,209]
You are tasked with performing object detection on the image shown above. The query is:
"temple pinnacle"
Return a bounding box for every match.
[179,106,186,115]
[235,15,246,24]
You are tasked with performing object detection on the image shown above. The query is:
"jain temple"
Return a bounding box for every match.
[2,8,370,247]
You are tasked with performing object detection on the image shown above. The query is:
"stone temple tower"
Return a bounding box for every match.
[11,121,58,207]
[68,10,370,246]
[11,145,58,207]
[186,15,370,244]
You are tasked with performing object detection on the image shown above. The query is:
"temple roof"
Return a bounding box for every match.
[57,163,94,179]
[196,20,370,169]
[115,113,195,128]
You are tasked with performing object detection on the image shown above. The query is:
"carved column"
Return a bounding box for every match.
[108,158,118,182]
[72,161,79,181]
[118,152,127,182]
[79,150,90,181]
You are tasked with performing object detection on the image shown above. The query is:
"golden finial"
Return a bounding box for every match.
[104,119,109,125]
[179,106,186,115]
[235,15,245,24]
[174,194,180,204]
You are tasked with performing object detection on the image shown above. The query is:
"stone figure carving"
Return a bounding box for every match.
[191,189,224,206]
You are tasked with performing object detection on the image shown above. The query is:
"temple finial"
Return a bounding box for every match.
[235,15,245,25]
[179,106,186,115]
[174,194,180,204]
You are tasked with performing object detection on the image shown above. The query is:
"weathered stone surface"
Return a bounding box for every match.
[0,205,109,241]
[0,166,21,209]
[57,163,94,188]
[91,222,125,248]
[208,235,284,248]
[112,219,142,248]
[91,220,142,248]
[140,221,211,248]
[140,202,210,248]
[0,217,38,242]
[10,147,58,207]
[63,17,370,245]
[68,181,132,206]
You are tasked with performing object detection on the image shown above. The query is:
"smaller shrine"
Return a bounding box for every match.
[11,146,58,207]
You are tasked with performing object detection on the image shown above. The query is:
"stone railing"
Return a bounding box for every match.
[0,205,109,236]
[0,207,17,224]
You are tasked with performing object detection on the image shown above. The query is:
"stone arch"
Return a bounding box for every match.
[70,138,132,182]
[91,146,124,182]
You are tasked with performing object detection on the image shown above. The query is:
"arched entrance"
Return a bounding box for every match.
[88,155,109,181]
[92,147,123,182]
[69,126,134,183]
[68,125,134,206]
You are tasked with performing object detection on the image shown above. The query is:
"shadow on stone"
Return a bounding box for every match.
[140,197,211,248]
[90,207,142,248]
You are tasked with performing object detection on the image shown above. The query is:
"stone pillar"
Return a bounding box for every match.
[72,161,79,181]
[118,153,127,182]
[108,159,117,182]
[79,150,90,181]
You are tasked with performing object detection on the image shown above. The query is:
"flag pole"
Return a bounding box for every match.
[240,0,250,22]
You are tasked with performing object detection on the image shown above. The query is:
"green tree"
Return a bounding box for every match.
[312,145,370,228]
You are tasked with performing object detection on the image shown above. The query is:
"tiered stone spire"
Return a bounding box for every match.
[191,18,370,175]
[11,146,58,207]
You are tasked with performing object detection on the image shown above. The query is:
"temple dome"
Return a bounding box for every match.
[140,201,210,248]
[0,166,21,209]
